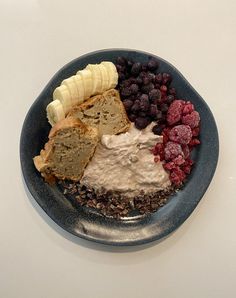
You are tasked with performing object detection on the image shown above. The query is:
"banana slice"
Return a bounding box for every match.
[76,69,93,99]
[46,99,65,126]
[73,75,85,104]
[86,64,102,95]
[101,61,118,89]
[53,85,73,114]
[61,76,79,105]
[98,64,109,92]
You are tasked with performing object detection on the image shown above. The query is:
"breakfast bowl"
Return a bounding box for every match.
[20,49,219,246]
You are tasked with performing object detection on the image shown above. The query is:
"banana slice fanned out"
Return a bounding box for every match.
[53,85,73,114]
[101,61,118,89]
[99,64,109,92]
[46,99,65,126]
[85,64,102,95]
[73,75,85,104]
[61,76,79,105]
[76,69,93,99]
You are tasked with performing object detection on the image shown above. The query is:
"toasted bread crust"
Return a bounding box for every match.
[49,116,88,138]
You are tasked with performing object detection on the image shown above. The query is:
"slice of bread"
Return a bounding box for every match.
[33,117,99,182]
[67,89,130,136]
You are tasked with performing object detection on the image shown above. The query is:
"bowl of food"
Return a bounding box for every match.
[20,49,219,246]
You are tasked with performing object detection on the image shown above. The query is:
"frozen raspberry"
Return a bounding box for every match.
[164,141,184,160]
[182,165,191,174]
[181,145,190,159]
[192,127,200,137]
[182,102,194,115]
[182,158,194,167]
[162,133,169,144]
[162,127,171,135]
[169,125,192,145]
[188,159,194,166]
[162,127,171,144]
[152,143,163,155]
[182,111,200,128]
[170,167,186,186]
[172,155,185,166]
[181,158,194,174]
[189,138,201,146]
[163,161,176,171]
[151,148,158,155]
[167,100,185,125]
[152,143,165,160]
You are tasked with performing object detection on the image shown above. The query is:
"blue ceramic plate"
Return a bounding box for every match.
[20,49,219,246]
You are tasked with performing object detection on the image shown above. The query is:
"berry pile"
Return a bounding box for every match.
[115,56,176,130]
[152,100,200,186]
[115,56,201,187]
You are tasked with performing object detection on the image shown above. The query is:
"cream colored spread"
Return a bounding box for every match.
[81,123,171,197]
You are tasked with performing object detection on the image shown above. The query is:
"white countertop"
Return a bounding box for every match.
[0,1,236,297]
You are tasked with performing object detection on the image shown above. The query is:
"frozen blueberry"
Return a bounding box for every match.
[135,117,150,129]
[152,125,163,135]
[149,89,161,101]
[131,100,140,113]
[141,83,154,93]
[141,62,148,71]
[140,94,149,102]
[147,58,159,71]
[143,76,151,85]
[139,71,147,79]
[161,103,169,113]
[123,99,133,111]
[152,98,160,105]
[147,72,156,82]
[130,84,139,94]
[116,64,125,73]
[149,104,158,118]
[156,110,163,120]
[138,111,147,117]
[166,95,175,104]
[118,72,126,81]
[131,62,142,76]
[136,76,143,85]
[129,94,137,101]
[127,59,134,69]
[116,56,127,66]
[155,73,163,83]
[168,87,176,96]
[121,87,132,97]
[121,79,131,88]
[128,113,136,122]
[140,95,150,112]
[162,73,172,85]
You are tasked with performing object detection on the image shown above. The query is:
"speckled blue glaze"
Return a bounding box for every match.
[20,49,219,246]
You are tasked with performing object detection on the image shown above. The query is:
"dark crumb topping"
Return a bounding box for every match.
[58,180,177,219]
